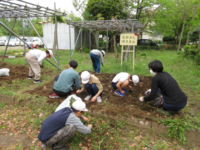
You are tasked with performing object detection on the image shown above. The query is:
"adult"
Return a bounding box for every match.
[139,60,187,115]
[112,72,139,96]
[38,100,92,150]
[49,60,82,98]
[90,49,105,74]
[25,49,53,83]
[76,71,103,102]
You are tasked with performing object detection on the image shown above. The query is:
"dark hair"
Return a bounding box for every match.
[71,107,84,113]
[148,60,163,72]
[69,60,78,69]
[46,50,50,54]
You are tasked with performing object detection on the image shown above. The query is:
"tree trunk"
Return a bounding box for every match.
[177,19,186,51]
[108,34,114,51]
[185,7,197,45]
[52,25,57,56]
[113,34,118,57]
[91,33,97,49]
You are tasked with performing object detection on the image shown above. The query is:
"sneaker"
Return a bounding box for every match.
[93,70,96,73]
[84,95,92,101]
[49,93,60,98]
[114,90,124,96]
[123,89,128,93]
[33,80,42,83]
[97,96,102,102]
[28,76,33,79]
[96,72,101,74]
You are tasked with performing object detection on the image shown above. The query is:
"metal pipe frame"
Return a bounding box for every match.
[54,2,60,68]
[89,29,91,50]
[81,27,82,59]
[106,27,108,59]
[71,28,81,57]
[69,25,72,61]
[2,18,16,61]
[21,18,26,58]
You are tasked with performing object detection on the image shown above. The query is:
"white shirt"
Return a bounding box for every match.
[29,49,46,65]
[112,72,129,83]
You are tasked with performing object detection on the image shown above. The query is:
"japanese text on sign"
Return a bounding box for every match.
[120,33,137,46]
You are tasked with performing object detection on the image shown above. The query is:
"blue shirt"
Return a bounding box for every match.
[53,68,82,93]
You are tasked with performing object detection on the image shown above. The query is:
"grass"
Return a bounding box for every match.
[0,49,200,149]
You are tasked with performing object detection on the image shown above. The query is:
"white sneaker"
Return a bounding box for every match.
[84,95,92,101]
[97,96,102,102]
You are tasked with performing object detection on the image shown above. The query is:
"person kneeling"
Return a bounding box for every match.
[76,71,103,102]
[112,72,139,96]
[38,101,92,150]
[139,60,187,115]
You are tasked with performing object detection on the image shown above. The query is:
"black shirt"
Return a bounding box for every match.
[144,72,187,105]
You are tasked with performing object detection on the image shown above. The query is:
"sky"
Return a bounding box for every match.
[22,0,81,17]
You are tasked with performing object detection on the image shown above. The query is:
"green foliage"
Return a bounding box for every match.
[183,45,200,65]
[82,46,90,53]
[0,102,6,108]
[140,52,147,57]
[161,118,190,144]
[84,0,129,20]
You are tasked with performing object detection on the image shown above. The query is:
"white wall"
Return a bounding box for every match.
[43,22,75,50]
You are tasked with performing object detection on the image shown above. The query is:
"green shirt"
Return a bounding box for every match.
[53,68,82,93]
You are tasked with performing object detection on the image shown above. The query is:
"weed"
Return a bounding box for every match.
[161,118,190,144]
[0,102,6,108]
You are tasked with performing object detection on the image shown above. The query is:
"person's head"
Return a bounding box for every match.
[71,101,88,118]
[69,60,78,69]
[101,50,105,57]
[46,50,53,58]
[130,75,139,85]
[148,60,163,73]
[81,71,91,84]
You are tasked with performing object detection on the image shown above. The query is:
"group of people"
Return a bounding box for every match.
[25,48,187,149]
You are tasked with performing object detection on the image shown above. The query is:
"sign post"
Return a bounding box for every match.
[120,33,138,69]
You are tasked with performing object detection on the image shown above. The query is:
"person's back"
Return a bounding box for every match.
[53,68,81,93]
[154,72,187,105]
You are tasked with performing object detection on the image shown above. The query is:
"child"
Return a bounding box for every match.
[76,71,103,102]
[112,72,139,96]
[90,49,105,73]
[49,60,82,98]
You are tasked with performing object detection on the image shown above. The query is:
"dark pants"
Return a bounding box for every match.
[45,125,76,150]
[90,53,101,73]
[53,75,71,97]
[111,82,118,90]
[85,83,99,96]
[157,88,187,111]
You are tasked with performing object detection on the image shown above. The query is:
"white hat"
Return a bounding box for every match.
[81,71,91,84]
[101,50,105,55]
[132,75,139,85]
[72,101,88,112]
[48,50,53,56]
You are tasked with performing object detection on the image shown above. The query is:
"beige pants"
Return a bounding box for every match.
[25,52,41,80]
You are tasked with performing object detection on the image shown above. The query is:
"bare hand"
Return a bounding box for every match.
[88,124,92,129]
[83,116,89,122]
[76,90,81,94]
[120,90,125,94]
[90,96,97,102]
[40,64,44,68]
[129,86,133,90]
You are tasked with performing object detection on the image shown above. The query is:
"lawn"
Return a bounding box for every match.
[0,49,200,150]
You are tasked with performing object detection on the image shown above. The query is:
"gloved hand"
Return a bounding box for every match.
[145,89,151,95]
[139,97,144,102]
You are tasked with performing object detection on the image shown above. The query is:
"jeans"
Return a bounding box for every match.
[90,53,101,73]
[157,88,187,111]
[85,83,99,96]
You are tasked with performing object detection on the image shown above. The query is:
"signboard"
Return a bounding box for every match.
[120,33,138,46]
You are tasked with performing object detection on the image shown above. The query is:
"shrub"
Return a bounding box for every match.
[82,46,90,53]
[183,45,200,66]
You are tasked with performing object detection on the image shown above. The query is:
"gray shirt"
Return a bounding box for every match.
[66,112,91,134]
[90,49,104,65]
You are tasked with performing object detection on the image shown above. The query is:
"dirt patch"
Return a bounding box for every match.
[0,61,53,84]
[24,71,171,121]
